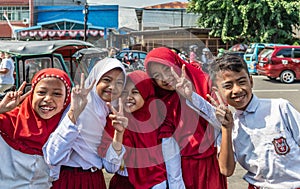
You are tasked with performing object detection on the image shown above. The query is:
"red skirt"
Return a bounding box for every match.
[181,155,227,189]
[109,174,134,189]
[51,166,106,189]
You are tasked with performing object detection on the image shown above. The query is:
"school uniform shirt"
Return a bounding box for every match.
[43,57,127,180]
[43,109,125,180]
[189,92,300,188]
[232,95,300,189]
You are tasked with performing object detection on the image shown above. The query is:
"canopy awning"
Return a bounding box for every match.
[14,18,104,39]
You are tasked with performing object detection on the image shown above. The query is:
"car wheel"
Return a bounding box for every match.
[280,70,295,84]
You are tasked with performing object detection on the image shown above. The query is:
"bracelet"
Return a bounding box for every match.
[113,146,122,152]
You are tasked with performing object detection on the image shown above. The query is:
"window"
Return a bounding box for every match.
[276,49,292,58]
[139,53,147,59]
[0,6,29,21]
[293,49,300,58]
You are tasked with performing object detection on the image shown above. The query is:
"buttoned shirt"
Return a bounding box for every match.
[189,92,300,189]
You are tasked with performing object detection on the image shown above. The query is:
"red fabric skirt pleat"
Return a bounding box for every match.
[181,155,227,189]
[108,174,134,189]
[51,168,106,189]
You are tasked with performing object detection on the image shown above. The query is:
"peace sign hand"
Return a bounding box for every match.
[107,98,128,155]
[107,98,128,133]
[68,73,95,123]
[0,82,31,114]
[171,64,193,101]
[207,91,233,129]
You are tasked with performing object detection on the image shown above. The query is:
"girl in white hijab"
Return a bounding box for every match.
[43,57,127,189]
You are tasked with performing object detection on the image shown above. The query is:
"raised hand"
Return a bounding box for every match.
[107,98,128,154]
[0,82,31,114]
[207,91,233,129]
[171,64,193,100]
[107,98,128,133]
[68,73,95,123]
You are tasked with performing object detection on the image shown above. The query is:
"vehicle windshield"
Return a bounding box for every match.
[20,57,64,84]
[245,47,255,54]
[260,49,274,58]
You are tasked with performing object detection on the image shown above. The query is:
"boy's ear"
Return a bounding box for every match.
[249,75,254,88]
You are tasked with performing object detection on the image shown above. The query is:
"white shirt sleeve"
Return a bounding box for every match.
[283,100,300,145]
[186,92,221,130]
[43,110,80,166]
[103,143,126,173]
[162,137,186,189]
[151,180,167,189]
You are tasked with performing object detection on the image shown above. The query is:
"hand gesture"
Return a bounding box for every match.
[207,91,233,129]
[69,73,95,123]
[0,82,31,113]
[171,64,193,100]
[107,98,128,134]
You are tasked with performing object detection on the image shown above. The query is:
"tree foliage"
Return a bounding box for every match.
[187,0,300,44]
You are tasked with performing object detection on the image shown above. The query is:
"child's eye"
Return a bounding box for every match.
[152,73,161,80]
[117,80,124,86]
[103,78,111,82]
[53,92,63,97]
[239,80,246,85]
[132,90,140,94]
[36,91,46,95]
[164,66,171,73]
[222,84,232,89]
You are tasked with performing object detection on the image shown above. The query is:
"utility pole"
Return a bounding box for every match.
[83,3,89,41]
[135,8,143,31]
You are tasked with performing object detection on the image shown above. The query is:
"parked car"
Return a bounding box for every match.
[115,50,147,71]
[256,45,300,83]
[243,43,287,74]
[0,40,94,96]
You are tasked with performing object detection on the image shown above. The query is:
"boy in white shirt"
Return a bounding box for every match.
[172,55,300,189]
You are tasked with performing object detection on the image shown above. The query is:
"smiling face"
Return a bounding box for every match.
[122,79,145,113]
[32,78,66,119]
[96,68,125,102]
[149,62,176,91]
[214,69,253,111]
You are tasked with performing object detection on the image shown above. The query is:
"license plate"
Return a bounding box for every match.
[246,57,250,61]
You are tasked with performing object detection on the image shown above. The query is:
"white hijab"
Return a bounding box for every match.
[77,57,126,153]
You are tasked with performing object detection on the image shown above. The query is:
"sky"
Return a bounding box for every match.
[88,0,188,8]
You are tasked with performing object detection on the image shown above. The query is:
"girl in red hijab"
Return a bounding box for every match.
[144,47,227,189]
[101,70,167,189]
[0,68,71,188]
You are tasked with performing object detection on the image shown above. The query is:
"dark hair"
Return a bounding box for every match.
[209,54,250,85]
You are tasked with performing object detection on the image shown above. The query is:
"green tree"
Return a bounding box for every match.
[187,0,300,44]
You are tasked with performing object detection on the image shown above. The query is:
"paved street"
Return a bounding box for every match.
[104,75,300,188]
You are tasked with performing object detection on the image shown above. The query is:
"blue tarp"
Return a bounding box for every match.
[36,5,119,29]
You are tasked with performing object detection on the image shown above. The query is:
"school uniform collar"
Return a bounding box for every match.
[235,94,258,116]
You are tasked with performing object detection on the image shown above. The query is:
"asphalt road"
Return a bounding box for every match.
[104,75,300,188]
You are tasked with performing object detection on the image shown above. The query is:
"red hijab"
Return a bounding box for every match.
[123,70,166,189]
[144,47,215,158]
[0,68,71,155]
